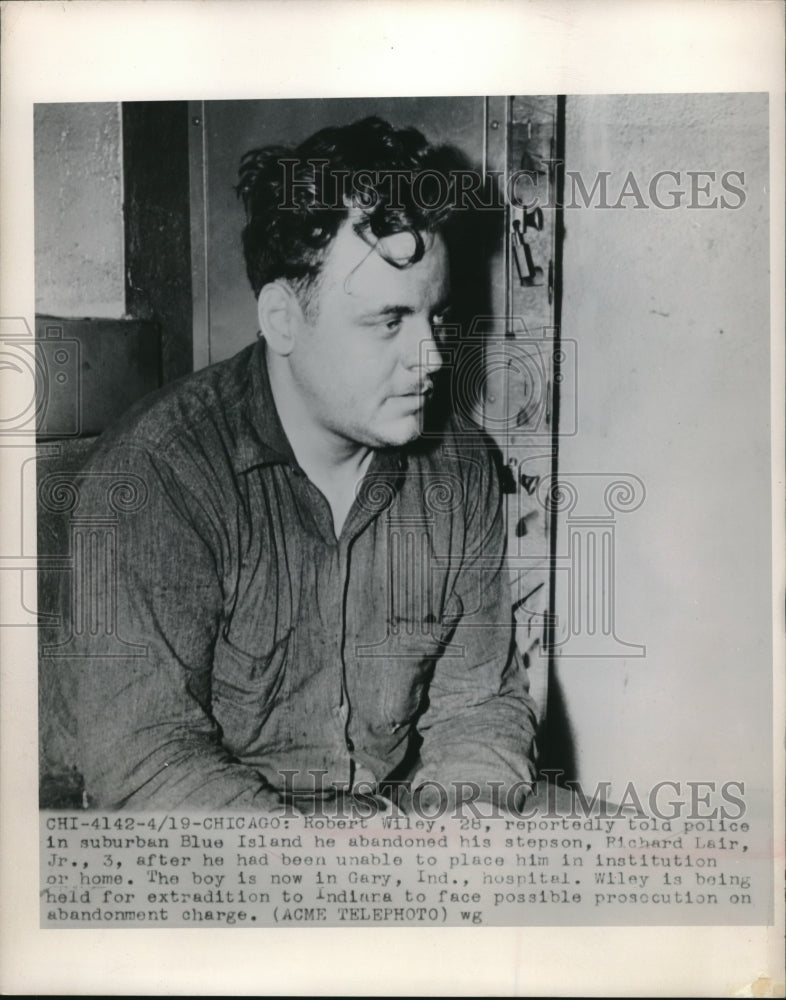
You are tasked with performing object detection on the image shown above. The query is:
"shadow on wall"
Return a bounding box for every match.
[536,670,578,786]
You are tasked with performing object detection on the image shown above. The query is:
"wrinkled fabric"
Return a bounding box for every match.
[45,340,537,810]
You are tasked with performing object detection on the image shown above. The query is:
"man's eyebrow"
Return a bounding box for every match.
[359,299,453,319]
[357,304,415,320]
[378,305,415,316]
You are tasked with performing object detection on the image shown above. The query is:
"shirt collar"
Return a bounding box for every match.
[232,337,299,474]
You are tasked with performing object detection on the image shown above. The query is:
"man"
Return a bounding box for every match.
[43,116,538,815]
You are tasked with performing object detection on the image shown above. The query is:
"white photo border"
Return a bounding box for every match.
[1,1,784,995]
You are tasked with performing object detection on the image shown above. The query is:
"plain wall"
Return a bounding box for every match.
[34,103,125,318]
[555,93,771,797]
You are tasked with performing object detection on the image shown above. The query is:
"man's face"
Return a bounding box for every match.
[286,220,450,451]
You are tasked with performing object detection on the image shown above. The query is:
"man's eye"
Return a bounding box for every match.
[431,314,454,340]
[383,317,403,333]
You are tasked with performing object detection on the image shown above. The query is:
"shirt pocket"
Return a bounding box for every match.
[211,626,292,756]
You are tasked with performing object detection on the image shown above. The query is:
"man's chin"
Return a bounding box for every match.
[377,416,425,449]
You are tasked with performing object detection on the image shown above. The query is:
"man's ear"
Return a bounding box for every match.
[257,281,302,357]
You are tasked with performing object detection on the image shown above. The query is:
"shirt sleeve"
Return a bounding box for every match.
[45,438,285,811]
[410,438,539,813]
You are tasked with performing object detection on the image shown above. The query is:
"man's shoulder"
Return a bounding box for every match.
[406,410,507,521]
[413,409,504,479]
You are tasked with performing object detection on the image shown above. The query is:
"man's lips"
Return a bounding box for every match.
[400,380,434,397]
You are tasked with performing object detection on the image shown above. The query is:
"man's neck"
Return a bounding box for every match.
[266,348,374,534]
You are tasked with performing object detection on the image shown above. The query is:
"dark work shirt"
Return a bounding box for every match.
[45,340,537,810]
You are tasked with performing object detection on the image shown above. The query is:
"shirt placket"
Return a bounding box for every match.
[335,539,356,789]
[338,456,405,794]
[292,455,403,799]
[296,474,356,794]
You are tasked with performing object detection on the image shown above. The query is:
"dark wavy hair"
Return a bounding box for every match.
[236,116,461,312]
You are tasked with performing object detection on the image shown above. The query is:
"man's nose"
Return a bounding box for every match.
[409,319,444,376]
